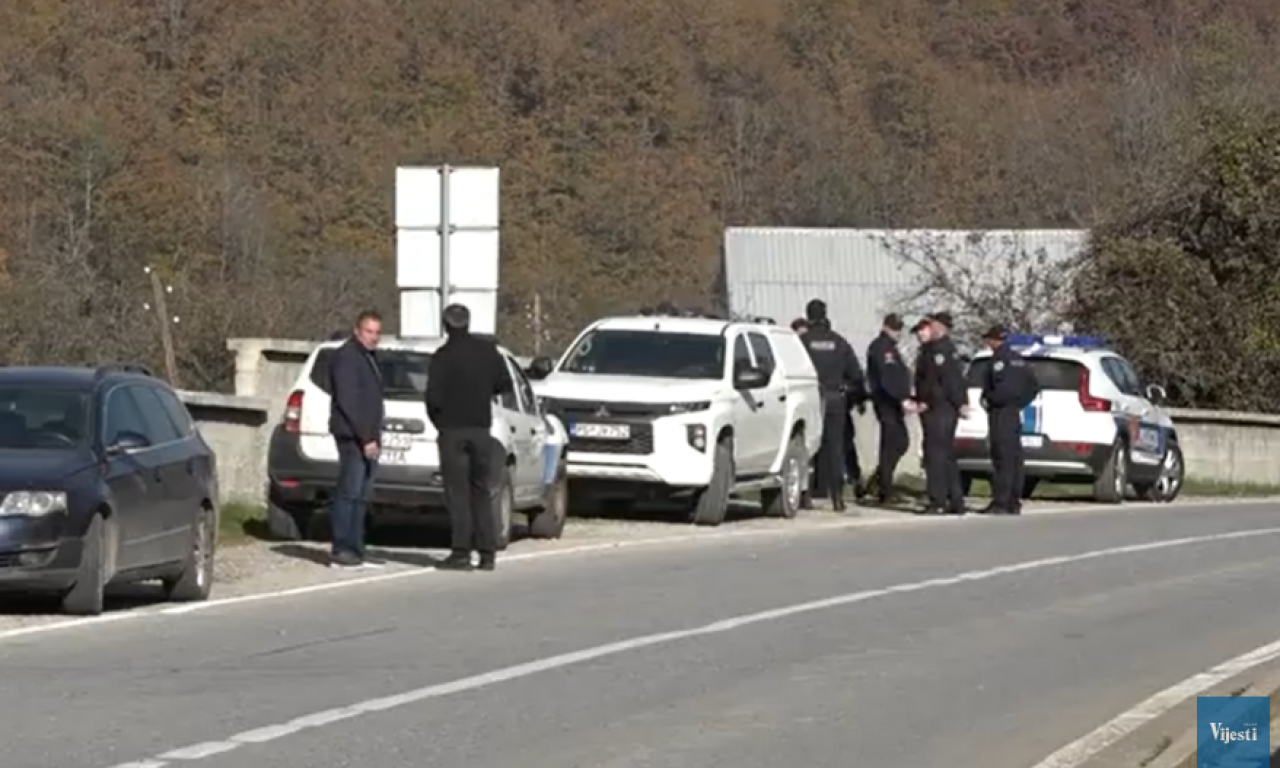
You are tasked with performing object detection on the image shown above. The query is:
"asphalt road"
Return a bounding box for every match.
[3,502,1280,768]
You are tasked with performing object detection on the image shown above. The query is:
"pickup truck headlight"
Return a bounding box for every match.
[0,491,68,516]
[666,401,710,414]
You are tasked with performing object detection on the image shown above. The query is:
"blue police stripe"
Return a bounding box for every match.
[1020,402,1040,435]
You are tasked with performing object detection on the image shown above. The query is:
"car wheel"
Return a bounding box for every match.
[1136,441,1185,502]
[266,501,313,541]
[164,505,216,602]
[1092,439,1127,504]
[494,466,515,551]
[61,514,111,616]
[529,461,568,540]
[690,436,733,527]
[761,435,806,519]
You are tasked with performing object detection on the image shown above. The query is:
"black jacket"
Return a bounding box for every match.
[425,331,513,431]
[913,336,968,410]
[801,322,866,411]
[866,332,911,407]
[328,337,386,444]
[982,343,1040,411]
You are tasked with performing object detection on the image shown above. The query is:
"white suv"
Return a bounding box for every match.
[526,315,822,525]
[954,334,1183,503]
[265,336,569,549]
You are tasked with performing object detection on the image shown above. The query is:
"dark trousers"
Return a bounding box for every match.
[988,410,1025,510]
[332,438,377,557]
[922,405,964,512]
[873,404,909,497]
[439,428,498,554]
[816,407,847,500]
[843,414,862,488]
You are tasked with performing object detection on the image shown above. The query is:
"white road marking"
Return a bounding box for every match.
[1028,636,1280,768]
[0,497,1271,645]
[100,524,1280,768]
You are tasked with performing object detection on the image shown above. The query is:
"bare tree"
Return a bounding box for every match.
[876,230,1083,346]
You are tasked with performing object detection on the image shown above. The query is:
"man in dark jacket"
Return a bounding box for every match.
[864,313,912,504]
[799,299,864,511]
[327,309,387,569]
[426,304,514,572]
[979,325,1040,515]
[912,311,969,515]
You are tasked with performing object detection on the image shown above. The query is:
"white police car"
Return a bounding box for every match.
[953,334,1184,503]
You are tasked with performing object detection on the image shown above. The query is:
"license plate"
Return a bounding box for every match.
[570,422,630,440]
[382,432,413,450]
[380,448,408,464]
[1021,435,1044,448]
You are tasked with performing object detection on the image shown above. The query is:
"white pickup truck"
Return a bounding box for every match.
[526,314,823,525]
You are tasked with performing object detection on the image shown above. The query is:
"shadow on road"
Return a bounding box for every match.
[0,582,173,617]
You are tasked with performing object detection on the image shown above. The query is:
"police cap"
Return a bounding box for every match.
[981,324,1007,340]
[927,311,954,329]
[910,318,930,333]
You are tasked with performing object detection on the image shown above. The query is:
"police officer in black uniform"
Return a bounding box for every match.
[799,299,864,512]
[978,325,1041,515]
[913,311,968,515]
[864,313,911,504]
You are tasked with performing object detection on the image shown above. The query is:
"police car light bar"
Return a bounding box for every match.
[1006,333,1107,349]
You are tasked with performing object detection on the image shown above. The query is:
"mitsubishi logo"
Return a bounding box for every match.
[595,405,610,417]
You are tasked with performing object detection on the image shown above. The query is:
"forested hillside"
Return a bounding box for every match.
[0,0,1277,394]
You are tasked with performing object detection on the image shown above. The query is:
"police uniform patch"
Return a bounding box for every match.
[884,352,895,363]
[810,340,836,350]
[934,353,944,364]
[994,361,1004,371]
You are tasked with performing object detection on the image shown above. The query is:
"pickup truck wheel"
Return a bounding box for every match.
[494,467,515,551]
[761,436,806,519]
[529,461,568,539]
[62,514,111,616]
[690,437,733,527]
[1092,439,1127,504]
[267,501,314,541]
[164,505,216,602]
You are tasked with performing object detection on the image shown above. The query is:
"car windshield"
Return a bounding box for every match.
[0,387,91,449]
[560,330,726,379]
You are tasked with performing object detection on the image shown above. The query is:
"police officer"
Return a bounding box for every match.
[425,304,515,571]
[912,311,968,515]
[978,325,1040,515]
[843,385,869,501]
[799,299,864,512]
[864,313,911,504]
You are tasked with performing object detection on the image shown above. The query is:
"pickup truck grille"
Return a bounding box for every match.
[548,400,670,419]
[568,422,654,455]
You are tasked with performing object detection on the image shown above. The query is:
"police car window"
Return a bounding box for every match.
[1100,358,1137,396]
[1114,358,1144,396]
[967,357,1081,390]
[733,335,753,375]
[561,329,726,380]
[504,356,535,413]
[746,333,775,378]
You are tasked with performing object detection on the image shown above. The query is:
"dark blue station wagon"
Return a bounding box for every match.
[0,365,219,615]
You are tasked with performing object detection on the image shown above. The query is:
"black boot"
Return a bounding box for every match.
[437,550,474,571]
[477,552,497,571]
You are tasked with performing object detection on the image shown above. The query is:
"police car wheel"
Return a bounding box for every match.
[529,463,568,539]
[1092,440,1127,504]
[761,436,806,519]
[494,467,515,551]
[690,437,733,527]
[1136,442,1184,503]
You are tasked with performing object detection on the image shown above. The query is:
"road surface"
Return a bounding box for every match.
[2,501,1280,768]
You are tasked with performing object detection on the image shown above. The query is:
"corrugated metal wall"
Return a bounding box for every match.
[723,227,1087,357]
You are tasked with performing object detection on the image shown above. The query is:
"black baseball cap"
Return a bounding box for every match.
[927,311,954,329]
[805,299,827,323]
[981,324,1007,340]
[883,313,904,331]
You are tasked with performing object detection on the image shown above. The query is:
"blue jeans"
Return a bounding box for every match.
[332,439,377,557]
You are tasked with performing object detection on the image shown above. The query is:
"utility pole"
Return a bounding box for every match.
[144,266,180,387]
[532,291,542,355]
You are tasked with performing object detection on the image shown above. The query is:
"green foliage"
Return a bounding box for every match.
[1071,108,1280,412]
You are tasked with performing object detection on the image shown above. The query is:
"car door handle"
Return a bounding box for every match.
[777,394,787,402]
[509,425,516,434]
[528,428,537,436]
[153,468,163,483]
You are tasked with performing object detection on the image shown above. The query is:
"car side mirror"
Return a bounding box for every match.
[1145,383,1167,404]
[526,356,556,381]
[733,366,769,390]
[106,430,150,455]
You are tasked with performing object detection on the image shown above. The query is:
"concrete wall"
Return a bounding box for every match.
[177,390,272,506]
[188,338,1280,503]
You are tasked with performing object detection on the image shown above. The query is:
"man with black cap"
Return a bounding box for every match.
[864,313,912,504]
[799,298,865,511]
[979,325,1041,515]
[426,303,514,571]
[914,311,969,515]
